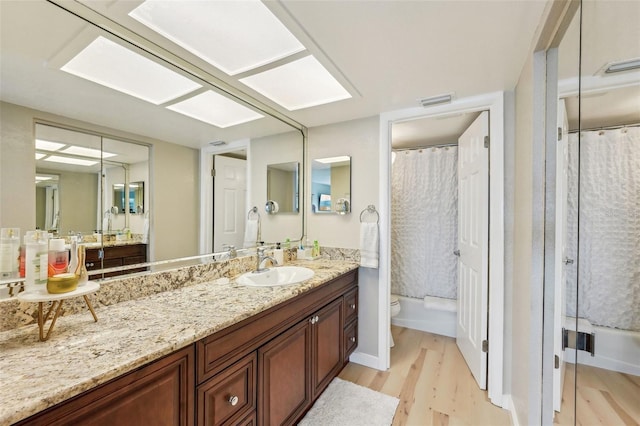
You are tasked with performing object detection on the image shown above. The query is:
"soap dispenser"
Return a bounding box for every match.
[274,243,284,265]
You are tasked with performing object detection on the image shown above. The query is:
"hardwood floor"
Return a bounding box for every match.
[337,325,640,426]
[554,362,640,426]
[338,325,511,425]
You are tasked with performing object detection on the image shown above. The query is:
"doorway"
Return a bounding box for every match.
[380,91,508,407]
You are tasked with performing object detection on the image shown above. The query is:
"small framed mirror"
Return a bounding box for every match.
[311,156,351,214]
[113,181,144,214]
[266,162,299,214]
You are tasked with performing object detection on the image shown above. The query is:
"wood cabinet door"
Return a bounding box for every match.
[18,345,194,426]
[258,319,311,426]
[312,298,344,398]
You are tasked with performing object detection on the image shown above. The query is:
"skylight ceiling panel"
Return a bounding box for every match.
[129,0,305,76]
[167,90,264,128]
[61,36,201,104]
[239,55,352,111]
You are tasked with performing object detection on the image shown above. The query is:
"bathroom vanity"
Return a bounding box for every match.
[5,262,358,426]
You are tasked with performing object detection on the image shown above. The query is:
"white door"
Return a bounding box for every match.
[213,155,247,252]
[456,111,489,390]
[553,100,570,412]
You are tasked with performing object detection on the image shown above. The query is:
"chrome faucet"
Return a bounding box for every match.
[255,247,278,273]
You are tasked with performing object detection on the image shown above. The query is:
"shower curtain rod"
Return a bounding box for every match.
[568,122,640,134]
[392,142,458,152]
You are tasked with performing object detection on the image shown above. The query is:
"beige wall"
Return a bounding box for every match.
[250,131,303,244]
[307,116,379,248]
[0,101,199,261]
[307,116,381,359]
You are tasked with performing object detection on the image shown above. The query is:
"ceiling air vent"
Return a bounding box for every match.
[418,93,454,108]
[600,58,640,75]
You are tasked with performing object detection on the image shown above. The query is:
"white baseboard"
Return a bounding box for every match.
[349,351,386,371]
[502,394,520,426]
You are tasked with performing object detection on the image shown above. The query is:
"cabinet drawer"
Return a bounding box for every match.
[343,287,358,325]
[344,321,358,362]
[197,352,256,426]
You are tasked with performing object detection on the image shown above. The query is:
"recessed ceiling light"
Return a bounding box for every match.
[129,0,305,76]
[61,146,116,159]
[315,156,351,164]
[35,139,65,151]
[61,36,201,104]
[35,175,53,182]
[44,156,98,167]
[167,90,264,128]
[239,55,351,110]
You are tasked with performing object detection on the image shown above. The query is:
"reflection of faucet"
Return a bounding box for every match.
[223,244,237,259]
[255,247,277,273]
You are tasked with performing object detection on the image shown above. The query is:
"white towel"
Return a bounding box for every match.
[141,217,150,244]
[359,222,379,268]
[243,219,259,248]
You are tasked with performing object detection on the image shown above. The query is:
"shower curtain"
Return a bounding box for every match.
[391,147,458,299]
[566,127,640,332]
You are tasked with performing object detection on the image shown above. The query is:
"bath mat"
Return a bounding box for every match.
[298,377,399,426]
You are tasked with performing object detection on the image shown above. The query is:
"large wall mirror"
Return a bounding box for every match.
[1,0,304,277]
[311,156,351,214]
[547,1,640,423]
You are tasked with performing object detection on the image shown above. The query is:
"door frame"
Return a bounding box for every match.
[379,91,507,407]
[199,138,251,255]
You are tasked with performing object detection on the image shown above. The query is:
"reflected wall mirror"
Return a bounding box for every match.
[311,156,351,214]
[266,162,299,214]
[34,123,150,238]
[113,181,144,215]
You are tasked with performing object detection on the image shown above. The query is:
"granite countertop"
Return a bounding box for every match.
[0,259,358,425]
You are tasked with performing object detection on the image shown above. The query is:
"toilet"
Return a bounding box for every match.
[390,295,401,347]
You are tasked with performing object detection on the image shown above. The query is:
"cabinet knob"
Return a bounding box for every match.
[228,395,239,406]
[350,337,356,342]
[309,317,315,324]
[314,315,319,323]
[350,304,356,310]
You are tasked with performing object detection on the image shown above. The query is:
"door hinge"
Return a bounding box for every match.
[482,340,488,353]
[562,328,595,356]
[483,135,490,149]
[211,169,216,177]
[554,354,560,369]
[558,127,563,141]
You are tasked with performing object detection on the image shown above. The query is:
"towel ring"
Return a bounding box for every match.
[247,206,260,220]
[360,205,379,224]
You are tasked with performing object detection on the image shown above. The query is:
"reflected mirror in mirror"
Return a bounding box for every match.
[35,123,101,236]
[266,162,299,214]
[311,156,351,214]
[113,181,144,214]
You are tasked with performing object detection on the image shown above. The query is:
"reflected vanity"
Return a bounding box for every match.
[311,156,351,214]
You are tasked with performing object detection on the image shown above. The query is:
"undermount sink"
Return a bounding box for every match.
[237,266,315,287]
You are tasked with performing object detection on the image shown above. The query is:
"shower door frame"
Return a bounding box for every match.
[379,91,507,407]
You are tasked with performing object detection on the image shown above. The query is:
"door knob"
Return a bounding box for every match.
[453,250,460,257]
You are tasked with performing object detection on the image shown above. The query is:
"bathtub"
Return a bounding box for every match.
[563,318,640,376]
[391,294,457,338]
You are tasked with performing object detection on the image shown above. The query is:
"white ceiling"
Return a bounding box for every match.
[1,1,638,150]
